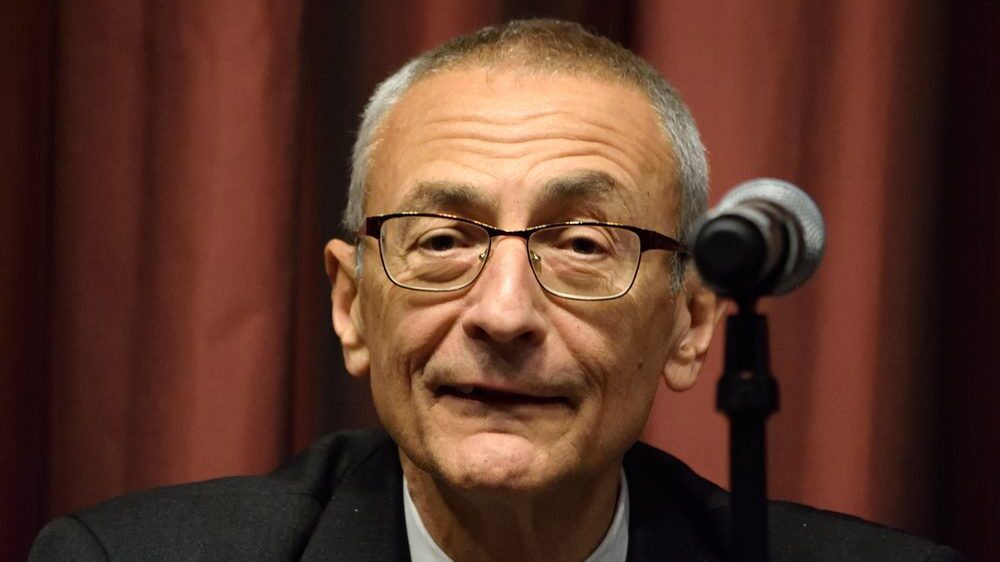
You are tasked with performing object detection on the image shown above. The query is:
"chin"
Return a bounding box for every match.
[432,432,563,494]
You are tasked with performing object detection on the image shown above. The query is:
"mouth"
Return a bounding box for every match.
[435,385,571,408]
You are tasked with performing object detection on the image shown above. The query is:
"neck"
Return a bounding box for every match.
[401,453,621,562]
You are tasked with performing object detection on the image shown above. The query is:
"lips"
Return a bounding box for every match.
[436,384,570,407]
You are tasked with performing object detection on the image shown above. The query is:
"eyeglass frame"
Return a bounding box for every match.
[359,211,688,301]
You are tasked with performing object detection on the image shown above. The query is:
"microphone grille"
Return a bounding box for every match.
[717,179,826,294]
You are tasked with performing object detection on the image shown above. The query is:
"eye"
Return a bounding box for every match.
[551,226,611,257]
[414,224,479,254]
[570,236,599,255]
[426,233,457,251]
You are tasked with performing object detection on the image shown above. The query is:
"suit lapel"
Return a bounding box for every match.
[300,438,410,562]
[624,444,726,561]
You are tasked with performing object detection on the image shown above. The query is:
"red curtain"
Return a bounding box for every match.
[2,0,308,556]
[2,1,996,560]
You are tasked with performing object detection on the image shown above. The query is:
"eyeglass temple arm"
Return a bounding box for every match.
[357,216,383,242]
[639,229,688,256]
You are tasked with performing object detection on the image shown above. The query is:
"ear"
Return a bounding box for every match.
[661,274,728,392]
[325,238,370,378]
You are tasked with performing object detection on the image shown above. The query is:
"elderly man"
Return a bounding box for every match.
[32,19,963,562]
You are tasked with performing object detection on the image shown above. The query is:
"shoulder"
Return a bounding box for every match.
[767,501,966,562]
[30,429,396,562]
[623,441,966,562]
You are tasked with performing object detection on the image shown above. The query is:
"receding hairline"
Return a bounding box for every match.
[367,34,678,139]
[359,19,682,172]
[420,46,656,85]
[364,58,682,195]
[413,19,661,82]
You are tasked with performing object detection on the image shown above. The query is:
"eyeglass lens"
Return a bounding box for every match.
[379,215,642,299]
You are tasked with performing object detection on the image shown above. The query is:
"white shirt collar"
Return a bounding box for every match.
[403,470,630,562]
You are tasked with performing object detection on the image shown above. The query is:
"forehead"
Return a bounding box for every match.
[368,67,678,228]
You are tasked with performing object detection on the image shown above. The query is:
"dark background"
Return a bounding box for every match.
[2,1,997,559]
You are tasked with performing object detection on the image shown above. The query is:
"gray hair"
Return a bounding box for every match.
[344,19,708,286]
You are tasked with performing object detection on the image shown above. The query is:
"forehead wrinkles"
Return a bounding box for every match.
[418,109,667,178]
[371,70,676,216]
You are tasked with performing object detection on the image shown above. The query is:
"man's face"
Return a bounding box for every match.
[329,67,712,496]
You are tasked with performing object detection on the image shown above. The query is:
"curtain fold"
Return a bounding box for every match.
[48,0,306,513]
[1,2,56,556]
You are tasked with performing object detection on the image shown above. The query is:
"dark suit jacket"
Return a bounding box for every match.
[31,429,965,561]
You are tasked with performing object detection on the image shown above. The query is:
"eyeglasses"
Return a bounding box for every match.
[361,212,687,301]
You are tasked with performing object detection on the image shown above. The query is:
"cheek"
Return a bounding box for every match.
[596,331,662,416]
[552,312,645,395]
[557,317,662,456]
[562,292,679,409]
[363,283,463,383]
[363,286,466,442]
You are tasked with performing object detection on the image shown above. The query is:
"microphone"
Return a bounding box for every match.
[692,179,826,298]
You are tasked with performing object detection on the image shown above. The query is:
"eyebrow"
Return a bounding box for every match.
[397,171,633,221]
[541,170,619,199]
[398,181,496,214]
[537,171,633,221]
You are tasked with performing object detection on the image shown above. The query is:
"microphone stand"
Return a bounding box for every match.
[717,296,779,562]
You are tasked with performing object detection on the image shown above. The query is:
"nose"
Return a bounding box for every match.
[461,237,547,345]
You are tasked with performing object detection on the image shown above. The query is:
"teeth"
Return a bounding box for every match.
[455,386,475,396]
